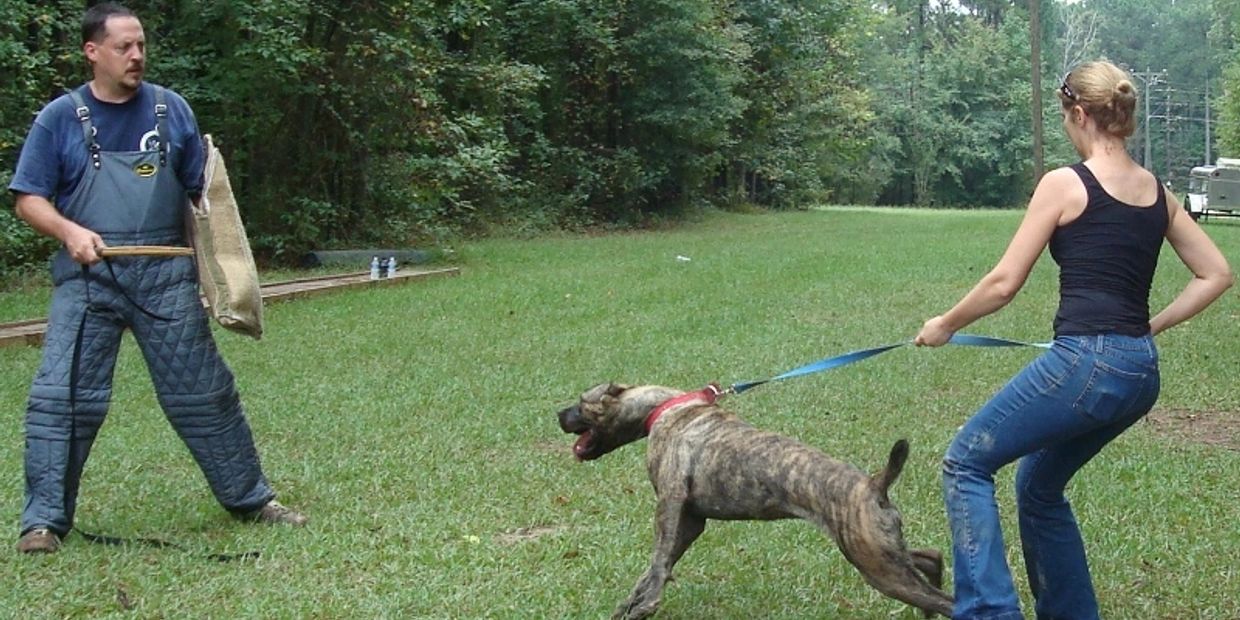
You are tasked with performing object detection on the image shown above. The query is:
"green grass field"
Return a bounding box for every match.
[1,208,1237,618]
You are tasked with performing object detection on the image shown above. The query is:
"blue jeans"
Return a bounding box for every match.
[943,334,1160,620]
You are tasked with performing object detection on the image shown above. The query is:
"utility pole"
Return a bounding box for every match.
[1165,85,1172,177]
[1132,69,1164,171]
[1205,79,1212,164]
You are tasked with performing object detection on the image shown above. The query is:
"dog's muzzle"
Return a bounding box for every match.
[557,405,602,460]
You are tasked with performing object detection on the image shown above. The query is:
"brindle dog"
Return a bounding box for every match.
[557,382,954,619]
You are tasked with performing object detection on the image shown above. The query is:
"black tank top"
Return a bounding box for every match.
[1048,163,1168,336]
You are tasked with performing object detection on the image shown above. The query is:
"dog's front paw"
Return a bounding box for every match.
[612,591,660,620]
[611,601,657,620]
[611,567,669,619]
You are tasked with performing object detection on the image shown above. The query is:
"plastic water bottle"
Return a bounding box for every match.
[388,256,398,277]
[369,256,380,280]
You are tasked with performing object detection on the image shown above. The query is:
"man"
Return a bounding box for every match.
[9,2,306,554]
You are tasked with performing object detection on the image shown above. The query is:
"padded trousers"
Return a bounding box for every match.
[22,254,274,535]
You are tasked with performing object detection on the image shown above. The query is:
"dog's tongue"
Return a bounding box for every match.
[573,430,595,460]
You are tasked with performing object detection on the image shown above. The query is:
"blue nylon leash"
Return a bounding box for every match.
[728,334,1051,395]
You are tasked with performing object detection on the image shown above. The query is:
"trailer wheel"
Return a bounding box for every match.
[1183,195,1202,221]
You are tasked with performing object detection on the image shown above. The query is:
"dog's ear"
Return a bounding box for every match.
[600,383,631,408]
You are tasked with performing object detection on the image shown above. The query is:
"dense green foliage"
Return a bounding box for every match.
[1085,0,1232,183]
[1,1,1237,274]
[1216,0,1240,154]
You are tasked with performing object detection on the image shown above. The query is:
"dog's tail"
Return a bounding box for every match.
[871,439,909,505]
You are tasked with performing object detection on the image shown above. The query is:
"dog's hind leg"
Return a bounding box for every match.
[613,500,706,620]
[908,548,948,618]
[859,559,955,619]
[818,510,953,618]
[849,557,954,619]
[909,547,944,589]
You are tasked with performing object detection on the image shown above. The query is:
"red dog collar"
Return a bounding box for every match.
[644,383,722,435]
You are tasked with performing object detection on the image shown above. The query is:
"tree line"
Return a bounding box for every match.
[1,0,1237,274]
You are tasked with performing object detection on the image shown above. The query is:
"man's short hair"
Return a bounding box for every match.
[82,2,136,45]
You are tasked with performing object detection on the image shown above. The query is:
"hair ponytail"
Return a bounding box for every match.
[1059,61,1139,138]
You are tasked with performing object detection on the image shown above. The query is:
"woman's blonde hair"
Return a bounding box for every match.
[1057,61,1139,138]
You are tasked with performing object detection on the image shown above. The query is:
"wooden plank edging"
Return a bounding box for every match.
[0,267,459,348]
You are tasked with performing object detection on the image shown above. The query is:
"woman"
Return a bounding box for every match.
[915,60,1232,619]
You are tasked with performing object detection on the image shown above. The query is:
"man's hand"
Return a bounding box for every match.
[62,223,105,265]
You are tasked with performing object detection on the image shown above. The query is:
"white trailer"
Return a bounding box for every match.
[1185,157,1240,221]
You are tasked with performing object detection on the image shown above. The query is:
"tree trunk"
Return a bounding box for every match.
[1031,0,1044,182]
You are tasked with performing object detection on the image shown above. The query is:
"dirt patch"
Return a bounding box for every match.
[1142,408,1240,451]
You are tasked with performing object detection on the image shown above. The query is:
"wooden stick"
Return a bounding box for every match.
[97,245,195,257]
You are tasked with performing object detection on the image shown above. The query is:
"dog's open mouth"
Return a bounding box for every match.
[573,429,599,460]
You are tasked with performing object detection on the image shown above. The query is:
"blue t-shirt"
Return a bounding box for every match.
[8,82,205,208]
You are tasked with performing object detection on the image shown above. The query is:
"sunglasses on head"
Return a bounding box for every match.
[1059,76,1077,101]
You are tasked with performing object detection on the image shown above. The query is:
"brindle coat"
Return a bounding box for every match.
[557,383,954,619]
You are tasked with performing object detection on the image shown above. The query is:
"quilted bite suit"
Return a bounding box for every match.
[21,87,275,536]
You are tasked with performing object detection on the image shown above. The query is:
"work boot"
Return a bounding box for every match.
[17,527,61,554]
[245,500,308,527]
